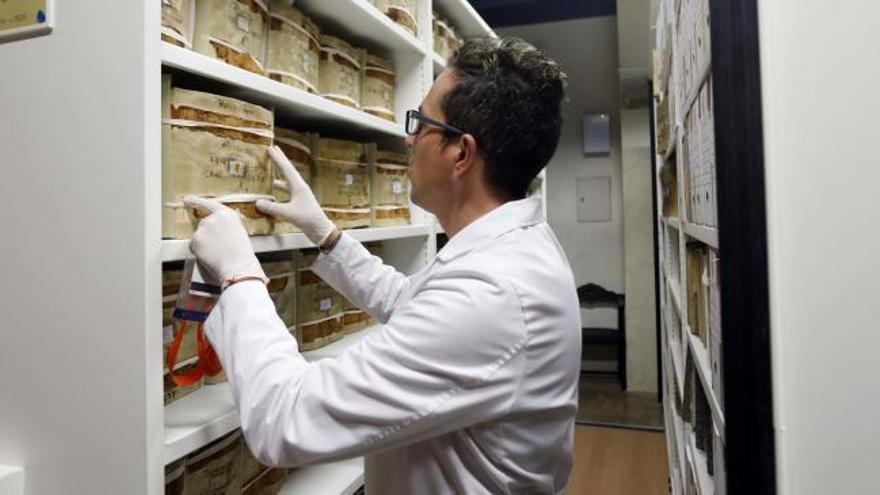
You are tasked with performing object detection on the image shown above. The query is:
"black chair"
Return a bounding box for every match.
[577,283,626,390]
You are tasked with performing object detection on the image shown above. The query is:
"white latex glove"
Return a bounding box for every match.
[183,196,268,291]
[257,145,337,246]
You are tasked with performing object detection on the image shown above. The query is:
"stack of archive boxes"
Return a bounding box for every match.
[165,429,287,494]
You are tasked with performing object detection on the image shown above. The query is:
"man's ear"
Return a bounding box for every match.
[454,134,479,174]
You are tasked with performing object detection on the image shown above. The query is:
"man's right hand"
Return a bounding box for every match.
[257,145,338,246]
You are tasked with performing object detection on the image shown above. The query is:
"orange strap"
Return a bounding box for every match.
[167,293,224,385]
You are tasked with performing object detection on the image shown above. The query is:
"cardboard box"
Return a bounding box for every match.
[266,1,320,94]
[162,78,275,239]
[193,0,269,75]
[371,149,410,227]
[164,458,186,495]
[361,53,396,122]
[295,250,345,350]
[242,468,285,495]
[375,0,418,37]
[264,257,295,329]
[162,0,195,48]
[313,138,371,229]
[185,430,243,495]
[318,35,364,109]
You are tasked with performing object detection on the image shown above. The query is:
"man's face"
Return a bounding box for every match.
[405,69,460,213]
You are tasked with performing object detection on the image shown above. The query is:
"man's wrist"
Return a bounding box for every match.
[221,274,269,292]
[319,228,342,254]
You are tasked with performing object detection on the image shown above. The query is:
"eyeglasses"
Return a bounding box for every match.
[405,110,465,137]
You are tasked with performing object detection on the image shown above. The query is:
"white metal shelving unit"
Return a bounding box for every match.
[156,1,496,494]
[0,1,496,494]
[654,0,725,493]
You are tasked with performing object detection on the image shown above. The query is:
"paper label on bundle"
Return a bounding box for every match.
[226,157,247,178]
[237,15,250,33]
[319,298,332,311]
[392,181,403,195]
[163,325,174,344]
[345,174,354,186]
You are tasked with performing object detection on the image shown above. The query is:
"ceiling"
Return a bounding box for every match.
[471,0,617,28]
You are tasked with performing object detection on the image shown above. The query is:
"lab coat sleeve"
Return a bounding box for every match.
[204,265,529,468]
[311,233,410,323]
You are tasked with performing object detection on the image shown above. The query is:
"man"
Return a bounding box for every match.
[185,37,580,494]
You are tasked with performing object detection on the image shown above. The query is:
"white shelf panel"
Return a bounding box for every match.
[162,224,431,262]
[685,329,726,437]
[433,0,496,38]
[303,325,381,362]
[665,271,683,315]
[164,382,238,464]
[280,457,364,495]
[668,335,685,399]
[664,216,681,231]
[432,51,448,73]
[685,425,715,495]
[295,0,424,57]
[161,43,405,139]
[163,327,379,463]
[684,222,719,249]
[662,402,683,495]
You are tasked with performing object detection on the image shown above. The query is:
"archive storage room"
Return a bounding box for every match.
[0,0,876,494]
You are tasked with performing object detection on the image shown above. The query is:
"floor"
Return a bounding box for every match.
[567,425,670,495]
[576,374,664,430]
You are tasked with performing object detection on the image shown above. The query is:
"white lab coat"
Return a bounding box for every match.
[206,196,582,494]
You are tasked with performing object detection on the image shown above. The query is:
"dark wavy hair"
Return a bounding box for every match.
[443,37,567,200]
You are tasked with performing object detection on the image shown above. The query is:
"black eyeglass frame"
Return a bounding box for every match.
[405,110,465,137]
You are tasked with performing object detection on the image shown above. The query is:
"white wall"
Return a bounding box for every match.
[500,17,624,330]
[758,1,880,493]
[0,2,161,494]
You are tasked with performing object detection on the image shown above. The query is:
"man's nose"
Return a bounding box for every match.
[405,133,415,149]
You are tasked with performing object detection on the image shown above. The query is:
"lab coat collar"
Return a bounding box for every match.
[436,196,544,263]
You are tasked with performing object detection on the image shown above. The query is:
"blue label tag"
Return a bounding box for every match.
[36,10,46,24]
[173,308,210,323]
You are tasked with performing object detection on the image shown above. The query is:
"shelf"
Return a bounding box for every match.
[162,224,431,262]
[295,0,424,57]
[279,457,364,495]
[164,327,380,463]
[433,0,496,38]
[432,51,448,74]
[668,335,685,399]
[663,130,677,160]
[665,271,683,315]
[161,43,405,139]
[685,329,726,437]
[303,325,380,362]
[684,222,719,249]
[662,368,687,493]
[663,216,681,231]
[685,425,715,495]
[683,60,712,119]
[164,382,238,464]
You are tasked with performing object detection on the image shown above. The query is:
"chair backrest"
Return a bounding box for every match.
[577,283,624,309]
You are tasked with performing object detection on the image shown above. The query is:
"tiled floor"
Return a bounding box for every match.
[576,374,664,430]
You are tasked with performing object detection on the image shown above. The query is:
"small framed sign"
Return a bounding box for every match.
[0,0,53,44]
